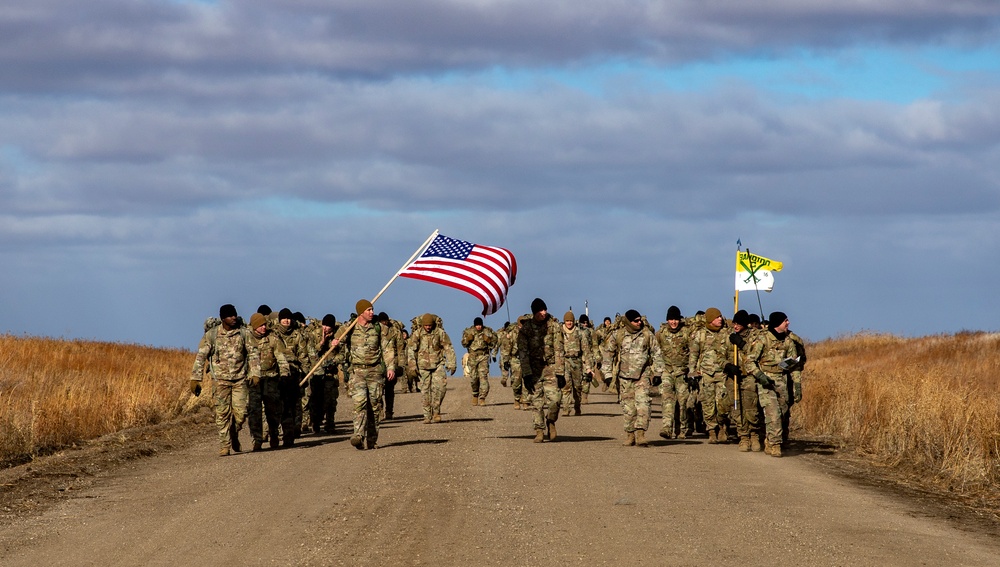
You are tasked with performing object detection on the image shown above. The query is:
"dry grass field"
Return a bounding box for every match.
[796,331,1000,496]
[2,331,998,504]
[0,335,194,467]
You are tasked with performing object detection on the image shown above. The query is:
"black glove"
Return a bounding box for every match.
[723,363,740,377]
[189,380,202,397]
[651,375,662,387]
[793,382,802,403]
[556,375,566,389]
[729,332,745,349]
[492,356,497,363]
[754,372,774,389]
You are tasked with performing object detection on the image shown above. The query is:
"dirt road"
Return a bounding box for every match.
[2,381,999,566]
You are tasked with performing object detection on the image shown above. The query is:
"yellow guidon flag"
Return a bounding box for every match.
[735,251,783,292]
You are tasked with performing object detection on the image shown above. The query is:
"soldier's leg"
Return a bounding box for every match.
[349,370,370,447]
[700,380,719,441]
[278,378,298,446]
[431,367,448,420]
[384,373,396,419]
[247,382,265,444]
[674,376,690,436]
[419,368,434,421]
[367,373,385,448]
[620,378,638,432]
[295,374,307,437]
[213,380,234,453]
[737,382,760,450]
[262,378,282,447]
[544,377,562,427]
[774,377,791,443]
[658,377,677,438]
[758,384,783,451]
[511,359,524,408]
[476,355,490,402]
[634,379,652,431]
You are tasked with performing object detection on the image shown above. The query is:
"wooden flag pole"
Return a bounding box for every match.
[299,229,441,387]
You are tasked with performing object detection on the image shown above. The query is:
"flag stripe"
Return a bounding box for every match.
[399,234,517,315]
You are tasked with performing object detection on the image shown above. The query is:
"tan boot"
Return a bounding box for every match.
[739,436,751,452]
[708,430,718,444]
[423,417,432,424]
[219,447,230,457]
[472,396,479,406]
[635,430,648,447]
[513,401,521,410]
[717,428,729,444]
[751,436,762,452]
[659,428,672,440]
[623,431,635,446]
[770,443,782,458]
[432,413,442,423]
[533,429,545,443]
[547,421,557,441]
[764,439,772,455]
[478,398,487,406]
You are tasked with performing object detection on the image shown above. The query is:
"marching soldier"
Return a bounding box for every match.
[518,298,565,442]
[604,309,664,446]
[461,317,496,406]
[408,313,457,423]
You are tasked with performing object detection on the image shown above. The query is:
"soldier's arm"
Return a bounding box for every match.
[190,334,212,381]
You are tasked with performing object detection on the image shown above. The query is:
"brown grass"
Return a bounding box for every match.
[0,334,195,467]
[796,331,1000,495]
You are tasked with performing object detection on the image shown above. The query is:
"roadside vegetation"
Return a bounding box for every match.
[0,335,195,467]
[796,331,1000,497]
[2,331,998,502]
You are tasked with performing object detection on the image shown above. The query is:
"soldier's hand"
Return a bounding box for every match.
[556,375,566,389]
[723,363,740,377]
[249,375,260,387]
[651,375,662,387]
[793,382,802,403]
[491,356,497,363]
[754,372,774,389]
[189,380,202,397]
[729,332,746,349]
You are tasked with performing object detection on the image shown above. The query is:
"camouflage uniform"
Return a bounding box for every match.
[731,324,763,450]
[744,327,797,454]
[461,322,496,405]
[688,312,733,443]
[560,315,593,416]
[346,314,395,449]
[307,317,344,434]
[591,319,611,392]
[517,308,564,441]
[379,316,405,419]
[786,331,807,443]
[408,315,457,422]
[274,320,307,445]
[577,319,597,403]
[497,323,514,387]
[248,324,291,449]
[191,318,260,454]
[655,319,692,438]
[604,313,664,445]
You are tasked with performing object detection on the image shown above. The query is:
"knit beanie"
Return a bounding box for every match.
[219,304,237,319]
[531,298,547,314]
[624,309,641,322]
[474,317,484,326]
[322,314,336,327]
[356,299,373,315]
[704,307,723,331]
[422,313,435,327]
[733,310,750,326]
[564,311,574,322]
[249,313,267,330]
[666,305,682,321]
[278,308,294,321]
[768,311,788,329]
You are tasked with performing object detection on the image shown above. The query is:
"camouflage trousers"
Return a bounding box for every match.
[735,381,761,438]
[247,376,282,444]
[658,372,690,435]
[510,358,527,403]
[561,357,584,413]
[212,378,248,451]
[418,364,448,419]
[699,376,730,432]
[467,350,490,400]
[758,378,783,445]
[531,375,562,431]
[620,377,652,432]
[309,373,339,434]
[349,365,385,447]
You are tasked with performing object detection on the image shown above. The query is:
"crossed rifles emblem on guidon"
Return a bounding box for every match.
[739,256,767,286]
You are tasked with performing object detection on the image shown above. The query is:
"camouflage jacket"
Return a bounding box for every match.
[746,329,798,378]
[517,314,565,378]
[688,323,733,380]
[655,322,692,377]
[347,320,395,370]
[562,325,593,373]
[381,320,407,371]
[191,323,260,382]
[604,324,664,380]
[249,329,292,379]
[408,325,457,372]
[497,325,516,359]
[577,325,595,370]
[461,326,496,353]
[274,322,308,374]
[787,331,806,386]
[308,324,346,376]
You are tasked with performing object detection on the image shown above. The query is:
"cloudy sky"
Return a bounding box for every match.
[2,1,999,350]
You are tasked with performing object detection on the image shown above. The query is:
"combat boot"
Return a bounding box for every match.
[764,439,772,455]
[635,430,648,447]
[533,429,545,443]
[574,406,581,416]
[751,436,762,452]
[769,443,782,458]
[472,396,479,406]
[269,434,279,449]
[513,401,521,410]
[547,421,557,441]
[738,436,751,452]
[479,397,487,406]
[623,431,635,446]
[677,430,688,440]
[432,413,442,423]
[563,408,571,416]
[350,435,364,450]
[252,440,263,452]
[707,430,718,444]
[219,447,230,457]
[717,428,729,444]
[423,417,432,424]
[659,428,673,440]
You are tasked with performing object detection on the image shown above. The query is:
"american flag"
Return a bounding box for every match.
[399,233,517,316]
